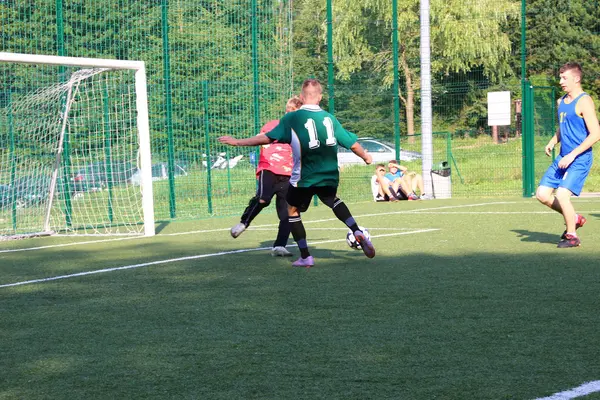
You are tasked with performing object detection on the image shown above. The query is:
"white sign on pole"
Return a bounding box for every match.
[487,91,511,126]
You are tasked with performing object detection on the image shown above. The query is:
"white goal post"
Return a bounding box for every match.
[0,52,155,238]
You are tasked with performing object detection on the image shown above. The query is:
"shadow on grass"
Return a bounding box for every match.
[257,239,346,261]
[511,229,561,244]
[154,221,171,234]
[3,240,600,399]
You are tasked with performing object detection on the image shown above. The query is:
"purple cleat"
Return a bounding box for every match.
[354,231,375,258]
[292,256,314,268]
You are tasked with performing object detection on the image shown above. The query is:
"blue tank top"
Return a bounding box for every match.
[557,93,591,157]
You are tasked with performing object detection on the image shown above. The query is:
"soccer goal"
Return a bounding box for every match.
[0,52,155,239]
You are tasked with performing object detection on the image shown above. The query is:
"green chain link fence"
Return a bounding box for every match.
[0,0,599,224]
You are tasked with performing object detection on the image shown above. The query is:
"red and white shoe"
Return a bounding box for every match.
[354,231,375,259]
[408,192,419,201]
[561,214,587,240]
[557,233,581,248]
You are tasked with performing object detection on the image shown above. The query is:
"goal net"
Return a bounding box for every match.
[0,52,155,239]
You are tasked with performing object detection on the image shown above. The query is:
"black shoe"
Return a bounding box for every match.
[557,234,580,248]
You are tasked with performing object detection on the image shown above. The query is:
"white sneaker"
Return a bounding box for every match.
[271,246,293,257]
[420,194,433,200]
[230,223,247,238]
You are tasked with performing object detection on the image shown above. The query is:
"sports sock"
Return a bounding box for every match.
[566,232,577,237]
[273,218,290,248]
[331,200,360,232]
[289,215,310,258]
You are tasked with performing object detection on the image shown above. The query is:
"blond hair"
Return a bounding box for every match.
[286,95,303,112]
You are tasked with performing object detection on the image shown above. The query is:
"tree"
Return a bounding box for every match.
[328,0,520,136]
[525,0,600,100]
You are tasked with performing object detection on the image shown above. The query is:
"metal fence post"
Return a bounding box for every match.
[162,0,177,218]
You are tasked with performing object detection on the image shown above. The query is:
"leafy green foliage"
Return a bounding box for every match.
[322,0,520,135]
[526,0,600,100]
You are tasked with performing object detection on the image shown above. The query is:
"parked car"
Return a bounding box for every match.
[337,138,422,166]
[72,161,136,192]
[0,184,12,209]
[129,163,187,186]
[0,176,52,209]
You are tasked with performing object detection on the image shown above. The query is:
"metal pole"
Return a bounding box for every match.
[520,0,529,197]
[55,0,65,59]
[8,93,17,231]
[103,83,114,224]
[551,86,556,160]
[252,0,261,132]
[162,0,177,218]
[56,0,73,226]
[326,0,335,113]
[392,0,401,160]
[203,81,213,215]
[420,0,433,196]
[526,83,535,196]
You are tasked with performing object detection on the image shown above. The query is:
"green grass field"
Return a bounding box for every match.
[2,197,600,399]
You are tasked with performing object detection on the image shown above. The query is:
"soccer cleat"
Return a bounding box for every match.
[292,256,314,267]
[354,231,375,258]
[557,234,581,248]
[560,214,587,240]
[230,223,247,238]
[420,193,432,200]
[408,192,419,201]
[271,246,293,257]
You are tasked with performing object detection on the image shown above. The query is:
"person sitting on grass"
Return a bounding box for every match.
[386,160,430,199]
[374,164,418,201]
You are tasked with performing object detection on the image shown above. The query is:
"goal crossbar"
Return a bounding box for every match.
[0,52,155,237]
[0,52,145,71]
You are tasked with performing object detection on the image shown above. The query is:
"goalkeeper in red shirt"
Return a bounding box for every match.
[230,96,303,257]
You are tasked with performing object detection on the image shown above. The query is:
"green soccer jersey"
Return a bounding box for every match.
[266,104,357,187]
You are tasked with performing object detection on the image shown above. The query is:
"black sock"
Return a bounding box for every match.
[273,218,290,247]
[289,215,310,258]
[332,200,360,232]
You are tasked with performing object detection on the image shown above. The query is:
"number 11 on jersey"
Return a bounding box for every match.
[305,117,337,149]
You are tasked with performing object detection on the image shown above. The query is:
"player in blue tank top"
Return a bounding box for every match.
[536,62,600,248]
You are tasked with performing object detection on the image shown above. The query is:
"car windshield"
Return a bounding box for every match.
[359,140,391,153]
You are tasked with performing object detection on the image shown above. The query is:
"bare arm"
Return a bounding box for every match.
[218,135,272,147]
[350,142,372,165]
[545,99,562,156]
[558,96,600,168]
[388,162,408,173]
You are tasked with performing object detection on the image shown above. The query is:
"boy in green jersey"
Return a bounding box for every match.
[219,79,375,267]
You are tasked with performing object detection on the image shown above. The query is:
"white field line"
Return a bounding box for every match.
[534,380,600,400]
[248,227,418,231]
[411,211,554,214]
[0,200,515,254]
[0,228,439,289]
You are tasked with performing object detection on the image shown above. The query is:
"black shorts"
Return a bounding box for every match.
[256,170,290,201]
[286,185,337,213]
[377,186,408,201]
[394,186,409,200]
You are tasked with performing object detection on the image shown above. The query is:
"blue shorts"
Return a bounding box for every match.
[539,154,592,196]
